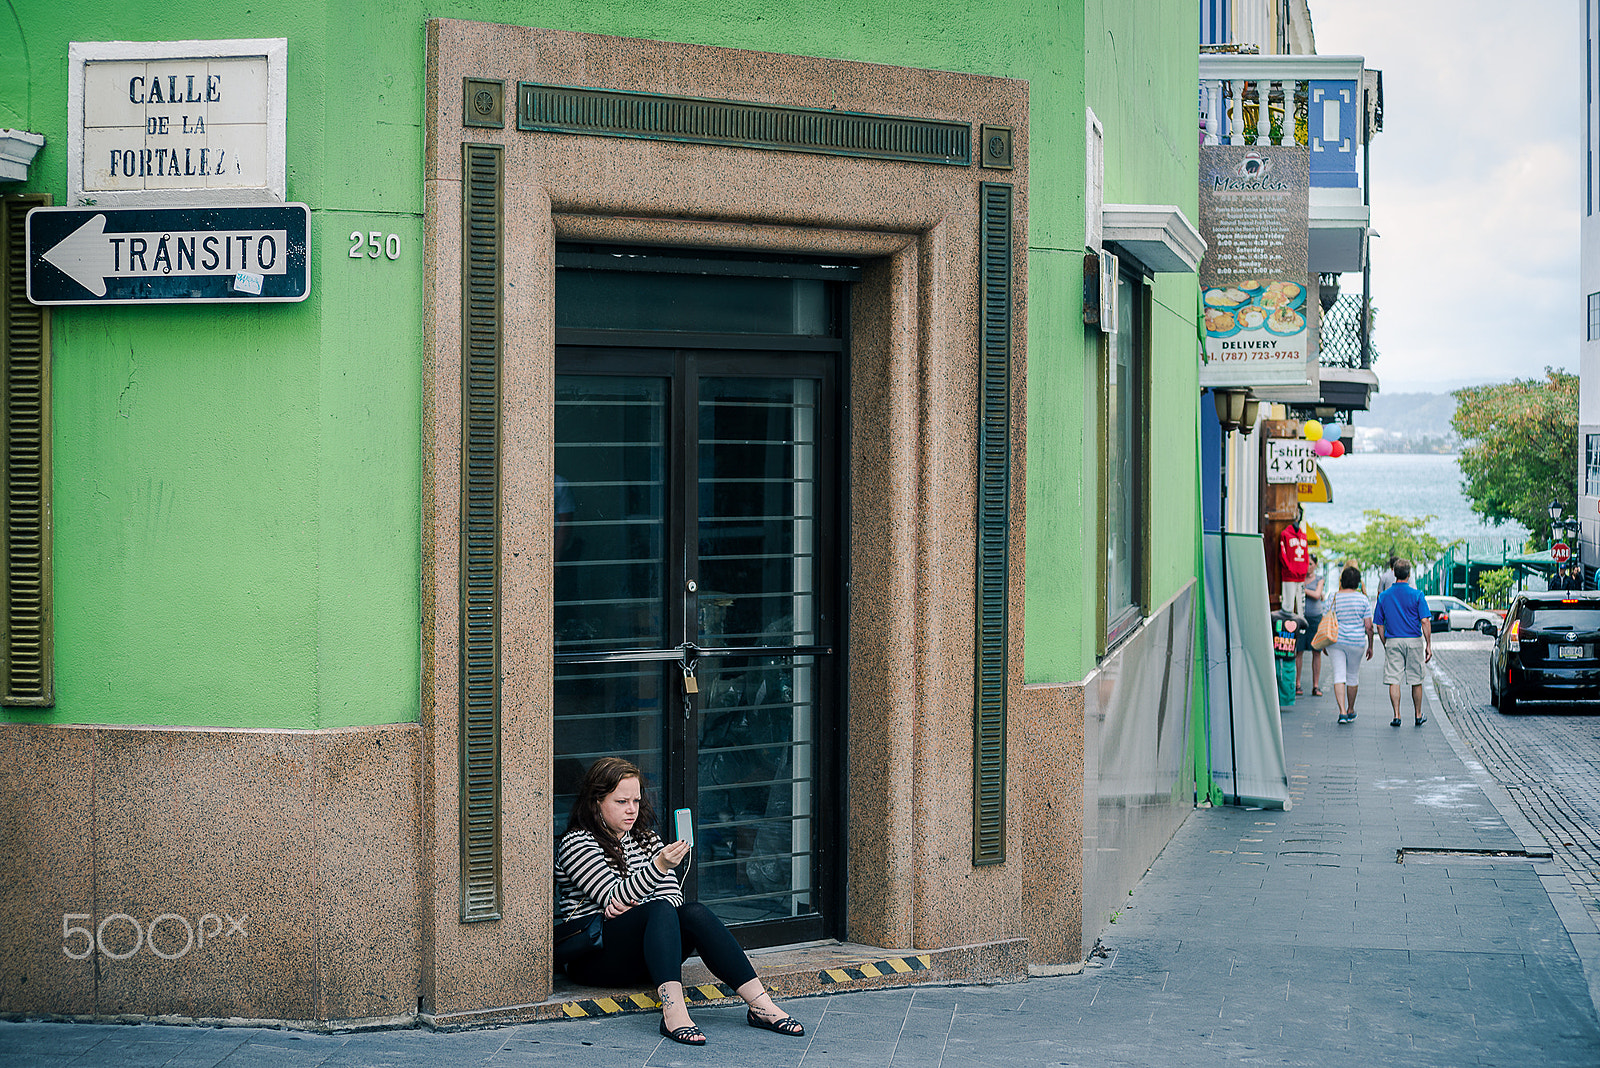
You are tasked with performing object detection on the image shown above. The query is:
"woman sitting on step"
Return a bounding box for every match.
[554,756,805,1046]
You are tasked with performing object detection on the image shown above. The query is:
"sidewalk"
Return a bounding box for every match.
[5,649,1600,1066]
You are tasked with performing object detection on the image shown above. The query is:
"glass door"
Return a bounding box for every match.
[552,343,840,947]
[553,372,670,813]
[692,372,822,927]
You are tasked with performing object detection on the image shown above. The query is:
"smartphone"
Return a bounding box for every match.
[672,807,694,846]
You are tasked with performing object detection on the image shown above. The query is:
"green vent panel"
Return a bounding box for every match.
[1,196,53,708]
[517,83,971,166]
[973,182,1012,865]
[460,145,504,921]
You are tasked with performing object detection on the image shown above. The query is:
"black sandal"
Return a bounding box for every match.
[660,1020,707,1045]
[747,1007,805,1036]
[1415,715,1427,726]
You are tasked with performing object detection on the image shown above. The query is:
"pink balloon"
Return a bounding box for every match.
[1312,439,1334,457]
[1329,441,1345,458]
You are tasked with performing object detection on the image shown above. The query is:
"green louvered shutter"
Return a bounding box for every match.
[1,196,53,708]
[973,183,1011,864]
[459,146,503,921]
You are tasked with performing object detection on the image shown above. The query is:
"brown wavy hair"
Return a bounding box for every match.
[565,757,659,874]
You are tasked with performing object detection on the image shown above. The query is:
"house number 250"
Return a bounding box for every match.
[349,231,401,260]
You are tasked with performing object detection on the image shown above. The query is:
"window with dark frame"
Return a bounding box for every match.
[1587,433,1600,498]
[1589,291,1600,341]
[1104,264,1146,647]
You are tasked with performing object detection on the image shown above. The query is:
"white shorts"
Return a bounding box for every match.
[1327,642,1365,687]
[1281,581,1305,615]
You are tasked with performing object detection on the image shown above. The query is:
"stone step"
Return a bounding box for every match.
[423,937,1028,1030]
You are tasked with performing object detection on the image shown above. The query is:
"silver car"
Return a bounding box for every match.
[1426,595,1500,635]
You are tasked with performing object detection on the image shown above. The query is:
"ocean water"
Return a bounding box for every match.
[1303,452,1532,561]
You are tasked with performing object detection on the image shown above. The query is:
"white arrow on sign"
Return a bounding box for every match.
[40,214,290,297]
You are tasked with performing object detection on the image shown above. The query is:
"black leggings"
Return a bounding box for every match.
[564,900,757,991]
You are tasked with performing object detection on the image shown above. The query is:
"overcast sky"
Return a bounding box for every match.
[1311,0,1582,394]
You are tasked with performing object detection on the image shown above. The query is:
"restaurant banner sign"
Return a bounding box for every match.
[1197,146,1311,387]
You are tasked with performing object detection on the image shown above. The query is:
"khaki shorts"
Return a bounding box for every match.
[1382,636,1427,686]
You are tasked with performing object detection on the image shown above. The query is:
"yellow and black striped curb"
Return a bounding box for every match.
[553,954,934,1018]
[819,954,932,985]
[559,982,733,1019]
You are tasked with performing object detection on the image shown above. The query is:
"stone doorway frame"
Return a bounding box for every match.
[421,19,1030,1018]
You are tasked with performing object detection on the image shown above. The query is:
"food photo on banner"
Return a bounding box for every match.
[1197,145,1311,389]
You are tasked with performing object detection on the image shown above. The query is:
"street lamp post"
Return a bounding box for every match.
[1547,499,1580,590]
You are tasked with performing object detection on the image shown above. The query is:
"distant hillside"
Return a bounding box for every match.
[1358,391,1457,439]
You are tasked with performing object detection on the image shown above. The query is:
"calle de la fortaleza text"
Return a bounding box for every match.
[107,71,229,180]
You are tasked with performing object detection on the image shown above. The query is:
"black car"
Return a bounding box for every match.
[1489,590,1600,713]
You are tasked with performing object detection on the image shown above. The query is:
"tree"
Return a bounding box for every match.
[1452,369,1578,544]
[1474,567,1515,609]
[1317,510,1454,572]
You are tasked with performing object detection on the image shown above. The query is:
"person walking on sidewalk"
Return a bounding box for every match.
[1372,558,1432,727]
[1377,554,1398,598]
[1295,556,1326,697]
[1327,564,1375,724]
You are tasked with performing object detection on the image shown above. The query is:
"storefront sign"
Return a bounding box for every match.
[26,204,310,305]
[69,39,287,207]
[1265,439,1317,484]
[1197,145,1311,387]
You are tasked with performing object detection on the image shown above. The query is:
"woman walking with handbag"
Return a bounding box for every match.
[554,757,804,1046]
[1322,565,1375,724]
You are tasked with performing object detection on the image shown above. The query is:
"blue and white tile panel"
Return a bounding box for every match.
[1309,80,1360,189]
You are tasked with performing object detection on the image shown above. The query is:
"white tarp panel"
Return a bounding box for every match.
[1203,532,1291,809]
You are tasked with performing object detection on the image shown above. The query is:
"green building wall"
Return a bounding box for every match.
[2,0,1199,728]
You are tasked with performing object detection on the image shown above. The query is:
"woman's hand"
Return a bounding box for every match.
[654,839,691,873]
[605,894,635,919]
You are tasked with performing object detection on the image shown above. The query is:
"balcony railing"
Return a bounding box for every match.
[1199,54,1372,190]
[1317,292,1376,370]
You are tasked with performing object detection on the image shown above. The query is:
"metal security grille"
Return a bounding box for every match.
[0,195,53,707]
[1318,292,1377,369]
[459,145,503,921]
[974,183,1011,865]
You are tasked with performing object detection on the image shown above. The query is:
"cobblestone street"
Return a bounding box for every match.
[1429,630,1600,918]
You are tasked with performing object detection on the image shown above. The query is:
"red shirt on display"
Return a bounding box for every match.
[1279,524,1310,582]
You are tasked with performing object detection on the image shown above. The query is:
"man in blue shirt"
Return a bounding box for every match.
[1372,558,1432,727]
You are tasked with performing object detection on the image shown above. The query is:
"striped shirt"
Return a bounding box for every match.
[555,829,683,922]
[1328,588,1373,646]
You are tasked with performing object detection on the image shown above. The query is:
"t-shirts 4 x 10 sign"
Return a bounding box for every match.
[1197,145,1311,388]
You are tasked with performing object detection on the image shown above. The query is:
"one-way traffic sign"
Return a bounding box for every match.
[26,204,310,305]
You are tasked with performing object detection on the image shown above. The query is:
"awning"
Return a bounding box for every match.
[1101,205,1206,273]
